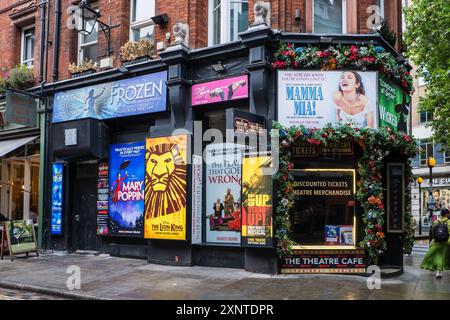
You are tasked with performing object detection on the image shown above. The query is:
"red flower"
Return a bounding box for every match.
[361,56,376,64]
[378,203,384,210]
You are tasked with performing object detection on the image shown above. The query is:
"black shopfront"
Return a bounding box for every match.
[41,27,413,275]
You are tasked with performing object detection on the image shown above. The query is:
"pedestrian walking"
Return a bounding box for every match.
[420,208,450,278]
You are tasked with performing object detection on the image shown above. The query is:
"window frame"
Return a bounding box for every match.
[77,2,99,64]
[21,25,35,68]
[444,148,450,164]
[129,0,156,42]
[312,0,347,34]
[419,111,433,124]
[419,138,434,167]
[208,0,249,46]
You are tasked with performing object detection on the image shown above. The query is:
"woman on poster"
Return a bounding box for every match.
[333,71,374,128]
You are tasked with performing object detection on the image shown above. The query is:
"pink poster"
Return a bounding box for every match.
[191,75,249,106]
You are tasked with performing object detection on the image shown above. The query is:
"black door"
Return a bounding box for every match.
[73,163,98,251]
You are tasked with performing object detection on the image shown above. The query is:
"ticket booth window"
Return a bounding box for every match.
[291,169,356,247]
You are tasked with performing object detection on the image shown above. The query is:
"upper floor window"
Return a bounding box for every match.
[21,26,35,67]
[208,0,249,46]
[419,139,434,166]
[445,148,450,163]
[78,2,98,63]
[313,0,346,34]
[419,111,433,124]
[130,0,155,43]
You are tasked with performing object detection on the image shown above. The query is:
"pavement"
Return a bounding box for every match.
[0,243,449,300]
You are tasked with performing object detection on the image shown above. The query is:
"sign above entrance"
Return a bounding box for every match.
[191,75,249,106]
[52,71,167,123]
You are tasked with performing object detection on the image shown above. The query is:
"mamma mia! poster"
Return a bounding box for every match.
[205,143,244,244]
[277,70,378,129]
[108,142,145,236]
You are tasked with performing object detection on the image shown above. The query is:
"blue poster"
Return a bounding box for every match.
[108,142,145,236]
[51,163,63,235]
[52,71,167,123]
[325,225,339,244]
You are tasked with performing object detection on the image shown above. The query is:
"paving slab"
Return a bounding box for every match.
[0,248,449,300]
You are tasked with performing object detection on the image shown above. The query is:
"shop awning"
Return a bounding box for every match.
[0,136,38,158]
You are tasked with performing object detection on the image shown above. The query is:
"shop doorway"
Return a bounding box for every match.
[73,163,98,251]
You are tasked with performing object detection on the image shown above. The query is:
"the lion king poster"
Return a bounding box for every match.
[144,135,187,240]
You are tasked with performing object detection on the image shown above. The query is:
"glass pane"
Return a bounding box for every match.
[11,163,24,221]
[132,24,155,42]
[420,111,426,123]
[83,44,98,62]
[314,0,343,33]
[132,0,155,23]
[83,21,98,44]
[212,0,221,45]
[31,165,39,224]
[229,1,248,42]
[291,170,355,246]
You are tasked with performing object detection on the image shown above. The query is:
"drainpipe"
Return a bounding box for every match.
[52,0,61,82]
[38,0,47,83]
[44,0,51,83]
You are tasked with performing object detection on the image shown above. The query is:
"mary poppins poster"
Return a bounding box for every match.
[108,142,145,236]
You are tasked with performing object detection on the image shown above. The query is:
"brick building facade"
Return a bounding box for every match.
[0,1,412,273]
[0,0,404,84]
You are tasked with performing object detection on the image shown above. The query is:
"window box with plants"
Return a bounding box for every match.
[0,64,35,96]
[120,39,154,66]
[68,60,97,79]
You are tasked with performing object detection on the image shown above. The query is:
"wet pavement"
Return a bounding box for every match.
[0,243,449,300]
[0,287,65,300]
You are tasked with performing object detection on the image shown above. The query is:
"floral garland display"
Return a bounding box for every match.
[272,43,414,94]
[272,122,417,262]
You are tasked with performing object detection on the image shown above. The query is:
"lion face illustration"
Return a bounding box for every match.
[145,142,186,219]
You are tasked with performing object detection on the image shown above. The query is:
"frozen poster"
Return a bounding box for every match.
[108,142,145,237]
[205,143,244,244]
[52,71,167,123]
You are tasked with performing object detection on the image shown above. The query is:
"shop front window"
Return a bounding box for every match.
[291,169,355,247]
[208,0,249,46]
[313,0,346,34]
[10,162,24,221]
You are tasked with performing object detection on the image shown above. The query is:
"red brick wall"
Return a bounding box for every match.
[0,0,404,85]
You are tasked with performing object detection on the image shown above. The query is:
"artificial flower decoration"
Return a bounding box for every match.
[272,43,414,94]
[272,122,417,262]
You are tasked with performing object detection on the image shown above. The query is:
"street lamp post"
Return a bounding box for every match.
[427,157,436,240]
[416,177,423,235]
